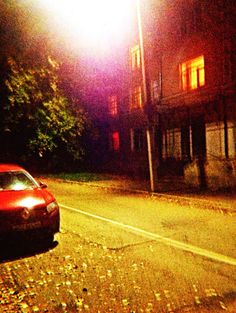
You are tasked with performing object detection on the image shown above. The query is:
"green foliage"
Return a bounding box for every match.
[2,56,87,168]
[45,172,109,182]
[0,1,92,171]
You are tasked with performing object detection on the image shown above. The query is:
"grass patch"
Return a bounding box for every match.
[44,172,111,182]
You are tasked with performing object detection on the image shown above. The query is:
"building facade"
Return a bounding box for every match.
[102,0,236,190]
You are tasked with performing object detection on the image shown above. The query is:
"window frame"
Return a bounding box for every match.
[110,131,120,152]
[180,55,205,91]
[108,95,118,116]
[130,45,141,70]
[129,85,143,110]
[130,128,144,152]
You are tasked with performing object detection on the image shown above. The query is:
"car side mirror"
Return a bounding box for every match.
[39,182,47,189]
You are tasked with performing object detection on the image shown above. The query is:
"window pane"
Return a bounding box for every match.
[190,67,198,89]
[181,63,187,90]
[135,86,142,108]
[180,55,205,90]
[198,67,205,86]
[130,45,140,70]
[130,86,142,110]
[151,80,159,100]
[112,132,120,151]
[108,95,118,115]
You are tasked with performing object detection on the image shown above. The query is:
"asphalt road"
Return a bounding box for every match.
[0,180,235,312]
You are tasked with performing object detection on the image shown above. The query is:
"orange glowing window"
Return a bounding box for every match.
[130,45,141,70]
[108,95,118,116]
[111,132,120,151]
[130,86,142,110]
[180,55,205,90]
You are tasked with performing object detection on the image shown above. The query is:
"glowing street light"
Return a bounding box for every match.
[37,0,134,55]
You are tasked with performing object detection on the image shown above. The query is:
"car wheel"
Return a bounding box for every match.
[41,233,54,246]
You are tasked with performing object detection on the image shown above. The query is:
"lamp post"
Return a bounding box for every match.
[137,0,157,192]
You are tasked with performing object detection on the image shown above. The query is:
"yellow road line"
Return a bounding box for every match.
[60,204,236,266]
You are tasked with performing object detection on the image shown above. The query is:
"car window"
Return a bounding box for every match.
[0,171,38,191]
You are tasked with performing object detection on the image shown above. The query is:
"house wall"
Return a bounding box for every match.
[206,122,225,159]
[155,0,236,189]
[101,0,236,190]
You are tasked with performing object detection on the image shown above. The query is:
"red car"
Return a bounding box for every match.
[0,164,60,244]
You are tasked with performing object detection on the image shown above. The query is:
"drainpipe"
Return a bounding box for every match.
[223,97,229,159]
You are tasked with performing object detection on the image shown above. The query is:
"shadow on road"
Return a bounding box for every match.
[0,238,58,263]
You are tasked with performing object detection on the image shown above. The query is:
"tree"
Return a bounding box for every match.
[0,1,92,171]
[1,56,87,171]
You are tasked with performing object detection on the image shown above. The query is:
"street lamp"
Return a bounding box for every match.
[37,0,134,56]
[137,0,157,192]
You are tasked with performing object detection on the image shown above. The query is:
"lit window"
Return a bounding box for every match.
[180,55,205,91]
[130,86,142,110]
[108,95,118,116]
[151,80,159,101]
[110,132,120,151]
[130,45,141,70]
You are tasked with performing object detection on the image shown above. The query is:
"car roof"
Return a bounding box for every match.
[0,164,25,172]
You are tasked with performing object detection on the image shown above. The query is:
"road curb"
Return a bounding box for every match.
[52,178,235,215]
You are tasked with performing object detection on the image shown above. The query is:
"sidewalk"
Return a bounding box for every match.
[77,174,236,215]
